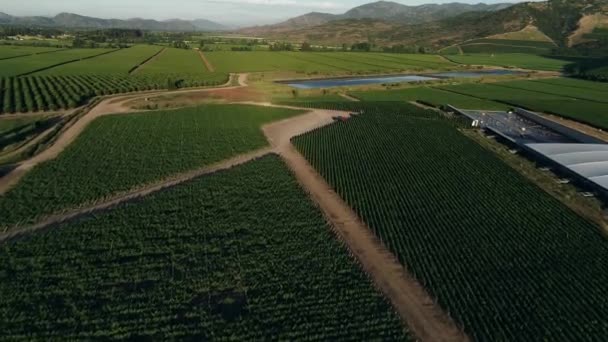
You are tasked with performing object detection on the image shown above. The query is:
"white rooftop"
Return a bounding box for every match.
[527,143,608,190]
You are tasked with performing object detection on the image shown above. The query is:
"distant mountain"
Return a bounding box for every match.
[0,12,227,31]
[242,1,512,33]
[242,0,608,49]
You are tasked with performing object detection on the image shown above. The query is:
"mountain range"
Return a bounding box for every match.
[0,12,227,31]
[241,0,608,48]
[243,1,512,32]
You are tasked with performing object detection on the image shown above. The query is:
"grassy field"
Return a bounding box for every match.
[0,45,64,60]
[444,53,572,71]
[205,51,455,74]
[349,87,507,110]
[0,155,410,340]
[36,45,163,75]
[292,104,608,340]
[139,48,207,74]
[455,39,556,54]
[0,104,303,228]
[0,48,117,77]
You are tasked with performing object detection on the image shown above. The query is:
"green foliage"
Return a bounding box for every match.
[349,87,507,110]
[292,104,608,340]
[438,78,608,129]
[205,51,454,73]
[0,105,303,228]
[139,48,208,75]
[444,53,573,71]
[0,155,410,340]
[0,48,117,77]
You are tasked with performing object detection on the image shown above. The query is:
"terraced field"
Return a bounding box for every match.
[0,104,303,228]
[205,51,454,73]
[0,48,116,77]
[292,104,608,341]
[0,155,410,340]
[36,45,164,74]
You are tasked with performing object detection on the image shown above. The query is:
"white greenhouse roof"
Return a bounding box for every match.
[527,143,608,190]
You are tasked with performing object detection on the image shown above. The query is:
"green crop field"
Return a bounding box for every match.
[493,79,608,103]
[349,87,507,110]
[292,104,608,341]
[0,45,64,60]
[139,48,208,74]
[205,51,455,73]
[0,48,117,77]
[0,155,410,340]
[456,39,556,54]
[463,39,556,49]
[0,73,228,114]
[36,45,163,75]
[0,104,303,228]
[438,81,608,129]
[444,53,572,71]
[533,77,608,92]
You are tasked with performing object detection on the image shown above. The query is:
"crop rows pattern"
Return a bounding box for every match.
[0,73,228,114]
[0,104,302,228]
[0,155,410,340]
[292,104,608,340]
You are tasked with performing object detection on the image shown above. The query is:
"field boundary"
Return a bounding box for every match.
[0,48,68,61]
[198,51,215,72]
[128,47,167,75]
[19,48,121,76]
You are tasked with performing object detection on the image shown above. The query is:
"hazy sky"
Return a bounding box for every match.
[3,0,537,27]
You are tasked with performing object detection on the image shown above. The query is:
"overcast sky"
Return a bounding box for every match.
[3,0,539,27]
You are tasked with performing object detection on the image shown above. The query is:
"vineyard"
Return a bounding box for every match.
[0,155,410,340]
[444,53,571,71]
[0,73,229,114]
[205,51,454,73]
[292,103,608,340]
[349,87,506,110]
[0,104,303,228]
[0,48,117,77]
[139,48,208,74]
[438,79,608,129]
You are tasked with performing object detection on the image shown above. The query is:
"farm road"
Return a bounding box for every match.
[0,72,469,341]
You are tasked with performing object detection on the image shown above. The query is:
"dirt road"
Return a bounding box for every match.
[0,74,248,195]
[198,51,215,72]
[0,73,468,341]
[264,115,469,342]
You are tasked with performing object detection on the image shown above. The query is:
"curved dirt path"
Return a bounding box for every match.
[0,74,248,195]
[0,74,468,341]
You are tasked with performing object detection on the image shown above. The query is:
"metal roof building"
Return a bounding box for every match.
[527,144,608,192]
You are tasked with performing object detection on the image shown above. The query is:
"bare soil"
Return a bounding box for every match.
[199,51,215,72]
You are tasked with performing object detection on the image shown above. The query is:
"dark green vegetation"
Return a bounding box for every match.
[565,56,608,81]
[453,39,556,54]
[0,116,59,152]
[349,87,506,110]
[0,155,410,340]
[443,53,572,71]
[0,105,303,228]
[292,103,608,340]
[0,45,229,114]
[0,73,228,114]
[438,77,608,129]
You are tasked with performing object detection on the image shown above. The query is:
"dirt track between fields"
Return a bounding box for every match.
[0,72,468,341]
[130,47,167,75]
[198,51,215,72]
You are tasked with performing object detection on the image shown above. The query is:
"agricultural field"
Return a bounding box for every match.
[205,51,455,74]
[36,45,163,75]
[0,48,117,77]
[0,73,229,114]
[349,87,507,110]
[0,116,57,153]
[438,79,608,129]
[0,104,303,228]
[454,39,556,54]
[292,104,608,340]
[139,48,207,74]
[0,45,63,60]
[444,53,572,71]
[0,155,410,340]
